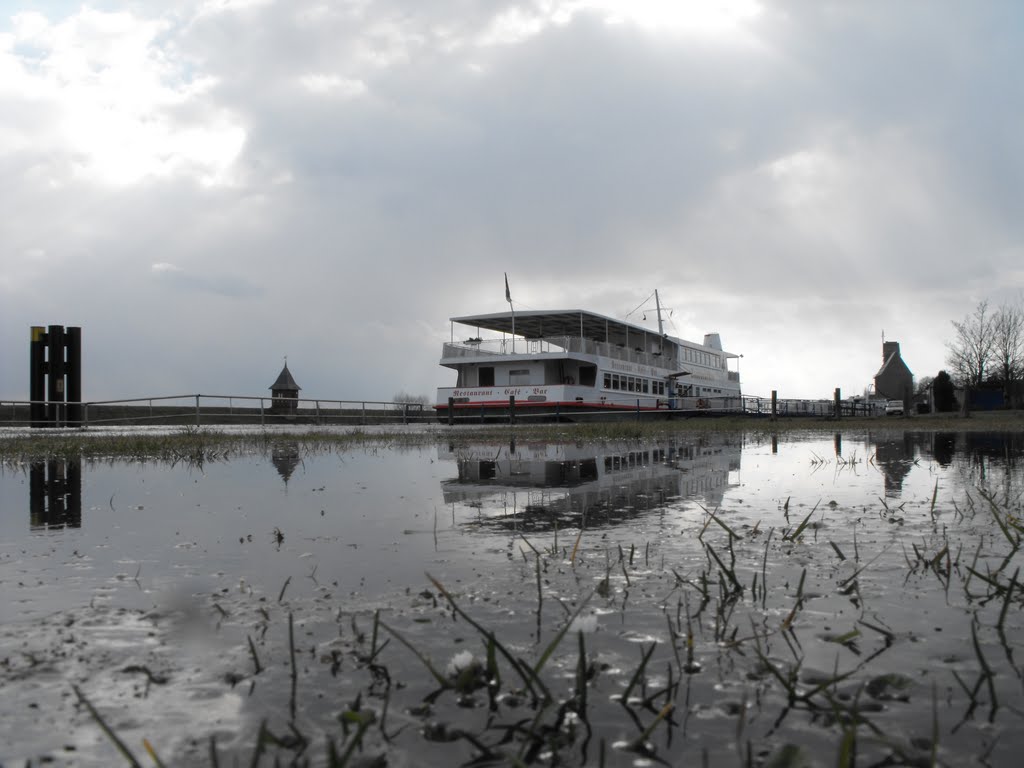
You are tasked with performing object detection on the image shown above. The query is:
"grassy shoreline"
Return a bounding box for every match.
[2,410,1024,461]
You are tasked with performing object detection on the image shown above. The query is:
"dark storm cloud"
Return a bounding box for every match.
[2,1,1023,401]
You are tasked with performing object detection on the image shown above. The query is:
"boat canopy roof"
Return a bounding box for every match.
[451,309,668,346]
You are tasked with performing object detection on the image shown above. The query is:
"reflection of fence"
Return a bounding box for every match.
[0,394,430,428]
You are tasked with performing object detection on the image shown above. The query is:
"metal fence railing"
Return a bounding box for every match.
[0,394,430,429]
[0,392,892,429]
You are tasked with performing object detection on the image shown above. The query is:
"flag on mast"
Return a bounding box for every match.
[505,273,515,351]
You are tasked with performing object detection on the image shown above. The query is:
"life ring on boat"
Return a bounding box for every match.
[697,398,708,409]
[564,376,575,385]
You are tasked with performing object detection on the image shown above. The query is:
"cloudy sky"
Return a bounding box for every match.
[2,0,1022,405]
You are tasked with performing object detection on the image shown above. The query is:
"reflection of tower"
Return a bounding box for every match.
[30,460,82,529]
[271,442,301,486]
[873,435,914,497]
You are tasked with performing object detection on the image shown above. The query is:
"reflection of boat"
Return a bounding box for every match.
[439,437,742,532]
[435,292,742,421]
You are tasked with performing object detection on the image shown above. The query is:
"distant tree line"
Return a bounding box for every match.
[943,298,1024,407]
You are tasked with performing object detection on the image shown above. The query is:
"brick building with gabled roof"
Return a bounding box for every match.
[874,341,913,402]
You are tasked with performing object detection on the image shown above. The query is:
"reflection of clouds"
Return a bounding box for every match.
[440,436,742,533]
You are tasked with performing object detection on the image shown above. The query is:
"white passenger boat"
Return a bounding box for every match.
[435,292,742,421]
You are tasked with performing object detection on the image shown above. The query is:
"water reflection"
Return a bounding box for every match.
[30,459,81,530]
[440,435,742,532]
[271,441,301,485]
[868,431,1024,496]
[871,433,916,497]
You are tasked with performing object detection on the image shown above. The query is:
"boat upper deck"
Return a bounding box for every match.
[451,309,668,348]
[444,309,739,383]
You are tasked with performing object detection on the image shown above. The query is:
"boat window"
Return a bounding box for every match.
[509,368,530,384]
[579,365,597,387]
[642,379,649,394]
[479,367,495,387]
[603,372,611,389]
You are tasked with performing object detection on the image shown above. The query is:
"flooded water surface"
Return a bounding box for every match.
[2,428,1023,766]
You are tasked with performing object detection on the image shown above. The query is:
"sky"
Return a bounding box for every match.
[2,0,1023,405]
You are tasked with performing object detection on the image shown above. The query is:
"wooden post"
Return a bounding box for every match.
[195,395,201,427]
[30,327,46,427]
[771,390,777,418]
[46,325,65,425]
[66,327,82,424]
[509,395,516,425]
[448,397,454,426]
[834,388,841,418]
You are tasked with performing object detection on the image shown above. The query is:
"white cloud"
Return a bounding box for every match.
[298,73,367,97]
[1,1,1022,402]
[1,7,245,186]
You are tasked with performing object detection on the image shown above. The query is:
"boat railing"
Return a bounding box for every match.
[444,336,671,369]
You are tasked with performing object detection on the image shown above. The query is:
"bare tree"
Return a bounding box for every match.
[991,301,1024,389]
[946,300,996,387]
[392,391,430,406]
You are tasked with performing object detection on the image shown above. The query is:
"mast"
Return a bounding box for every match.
[655,290,664,337]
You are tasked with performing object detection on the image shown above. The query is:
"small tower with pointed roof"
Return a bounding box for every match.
[269,361,301,414]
